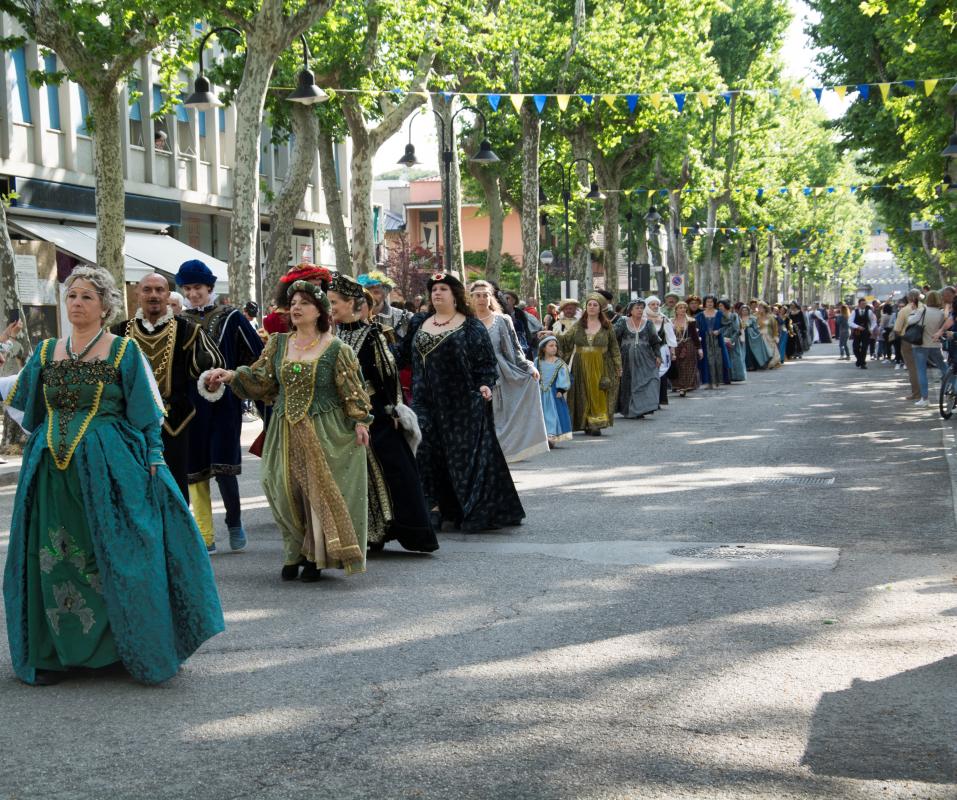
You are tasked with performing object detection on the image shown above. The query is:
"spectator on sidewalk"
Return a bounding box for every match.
[894,290,924,399]
[910,290,946,408]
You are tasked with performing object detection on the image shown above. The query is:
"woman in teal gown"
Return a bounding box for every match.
[3,267,224,686]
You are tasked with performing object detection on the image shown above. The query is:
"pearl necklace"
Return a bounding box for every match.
[66,327,105,362]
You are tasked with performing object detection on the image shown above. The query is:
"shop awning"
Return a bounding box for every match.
[7,218,229,292]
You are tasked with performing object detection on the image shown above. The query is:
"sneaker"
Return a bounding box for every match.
[206,542,217,555]
[914,399,928,407]
[228,526,247,552]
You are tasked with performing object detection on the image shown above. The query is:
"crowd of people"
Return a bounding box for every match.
[4,257,919,688]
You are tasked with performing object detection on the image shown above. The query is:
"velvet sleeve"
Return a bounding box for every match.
[3,338,51,433]
[233,312,265,368]
[119,339,167,465]
[334,345,374,426]
[394,312,426,368]
[466,318,498,388]
[231,333,281,403]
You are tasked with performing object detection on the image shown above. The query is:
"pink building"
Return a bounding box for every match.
[404,177,523,261]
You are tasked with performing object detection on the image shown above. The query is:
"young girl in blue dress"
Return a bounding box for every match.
[535,336,572,447]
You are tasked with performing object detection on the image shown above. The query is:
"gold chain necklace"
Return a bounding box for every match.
[292,334,321,350]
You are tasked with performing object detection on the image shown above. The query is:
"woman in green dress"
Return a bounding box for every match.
[3,266,224,686]
[204,281,372,582]
[550,293,622,435]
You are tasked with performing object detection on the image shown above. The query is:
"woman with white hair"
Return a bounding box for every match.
[3,266,224,686]
[470,280,550,462]
[643,295,677,406]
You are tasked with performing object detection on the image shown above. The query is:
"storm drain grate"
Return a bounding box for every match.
[669,545,782,560]
[747,476,835,488]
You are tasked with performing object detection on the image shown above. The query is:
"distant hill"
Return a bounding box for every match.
[376,168,439,181]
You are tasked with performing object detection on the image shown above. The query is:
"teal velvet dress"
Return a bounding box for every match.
[3,337,225,685]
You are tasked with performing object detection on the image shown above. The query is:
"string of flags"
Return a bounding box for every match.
[678,225,933,237]
[595,183,931,200]
[348,76,957,114]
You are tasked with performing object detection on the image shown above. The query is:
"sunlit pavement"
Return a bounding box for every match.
[1,352,955,799]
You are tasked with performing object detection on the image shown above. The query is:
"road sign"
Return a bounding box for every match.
[669,274,686,296]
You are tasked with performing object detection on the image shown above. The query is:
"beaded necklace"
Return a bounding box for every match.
[66,327,105,362]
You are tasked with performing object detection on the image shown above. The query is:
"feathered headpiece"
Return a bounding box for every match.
[279,263,333,287]
[356,270,394,289]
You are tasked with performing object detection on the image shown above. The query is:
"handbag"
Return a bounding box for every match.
[903,309,925,345]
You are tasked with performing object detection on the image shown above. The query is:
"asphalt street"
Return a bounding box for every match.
[1,350,955,799]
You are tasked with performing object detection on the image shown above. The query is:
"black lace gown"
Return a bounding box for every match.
[337,320,438,552]
[399,315,525,532]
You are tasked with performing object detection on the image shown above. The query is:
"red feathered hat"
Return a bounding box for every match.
[279,263,333,286]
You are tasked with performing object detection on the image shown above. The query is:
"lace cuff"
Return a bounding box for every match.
[197,370,226,402]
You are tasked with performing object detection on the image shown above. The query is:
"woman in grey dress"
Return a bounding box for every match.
[470,281,550,462]
[614,299,662,419]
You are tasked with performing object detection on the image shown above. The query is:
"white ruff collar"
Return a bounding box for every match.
[135,307,175,333]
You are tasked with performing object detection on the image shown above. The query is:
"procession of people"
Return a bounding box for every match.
[1,256,921,687]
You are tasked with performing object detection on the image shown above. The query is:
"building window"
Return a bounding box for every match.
[128,79,143,146]
[11,47,32,124]
[151,85,170,151]
[76,86,90,135]
[175,94,195,156]
[44,54,61,130]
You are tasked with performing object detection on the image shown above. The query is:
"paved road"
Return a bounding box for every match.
[1,352,955,799]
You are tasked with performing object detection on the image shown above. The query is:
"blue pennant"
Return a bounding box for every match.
[721,92,732,106]
[533,94,547,113]
[857,84,870,100]
[441,91,453,103]
[903,79,916,90]
[626,94,639,114]
[487,94,501,111]
[673,92,686,112]
[579,94,594,105]
[756,188,765,199]
[812,88,823,103]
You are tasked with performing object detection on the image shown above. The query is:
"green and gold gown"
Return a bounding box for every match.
[3,337,224,685]
[230,334,372,574]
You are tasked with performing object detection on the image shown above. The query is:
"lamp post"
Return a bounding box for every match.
[539,158,603,298]
[645,204,663,296]
[398,103,498,275]
[539,248,554,313]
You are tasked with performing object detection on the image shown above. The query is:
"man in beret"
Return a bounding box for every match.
[175,259,264,554]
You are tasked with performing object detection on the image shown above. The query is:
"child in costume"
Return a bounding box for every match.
[535,336,572,447]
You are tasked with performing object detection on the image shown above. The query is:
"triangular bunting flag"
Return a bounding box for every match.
[698,91,712,108]
[441,91,453,103]
[756,188,765,199]
[835,85,847,101]
[673,92,686,112]
[924,79,938,96]
[626,94,638,113]
[556,94,570,111]
[903,80,916,90]
[487,94,501,111]
[857,84,870,100]
[850,185,859,193]
[533,94,547,114]
[812,87,823,103]
[790,87,802,101]
[509,94,523,112]
[681,227,689,235]
[464,93,478,105]
[721,92,732,106]
[878,82,891,101]
[579,94,594,105]
[602,95,616,108]
[814,187,825,196]
[649,93,662,109]
[803,187,812,196]
[418,91,430,99]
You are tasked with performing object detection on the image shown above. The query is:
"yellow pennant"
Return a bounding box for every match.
[719,227,726,234]
[509,94,524,112]
[556,94,570,111]
[647,189,655,199]
[790,86,803,101]
[878,82,891,101]
[814,187,825,196]
[464,93,478,105]
[601,94,617,109]
[698,91,712,108]
[681,227,689,235]
[924,79,938,96]
[859,184,869,192]
[834,85,847,101]
[649,93,662,109]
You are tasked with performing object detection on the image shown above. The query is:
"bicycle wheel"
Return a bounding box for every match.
[939,370,957,419]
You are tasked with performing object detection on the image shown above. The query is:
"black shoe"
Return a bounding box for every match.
[33,669,66,686]
[300,562,321,582]
[368,540,385,553]
[281,563,302,581]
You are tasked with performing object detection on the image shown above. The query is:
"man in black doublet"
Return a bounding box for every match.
[111,273,225,499]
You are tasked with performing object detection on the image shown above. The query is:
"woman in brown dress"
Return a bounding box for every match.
[670,300,701,396]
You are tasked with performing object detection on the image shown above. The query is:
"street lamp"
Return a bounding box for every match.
[645,204,664,296]
[185,31,325,110]
[539,158,603,298]
[398,103,499,274]
[183,26,242,110]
